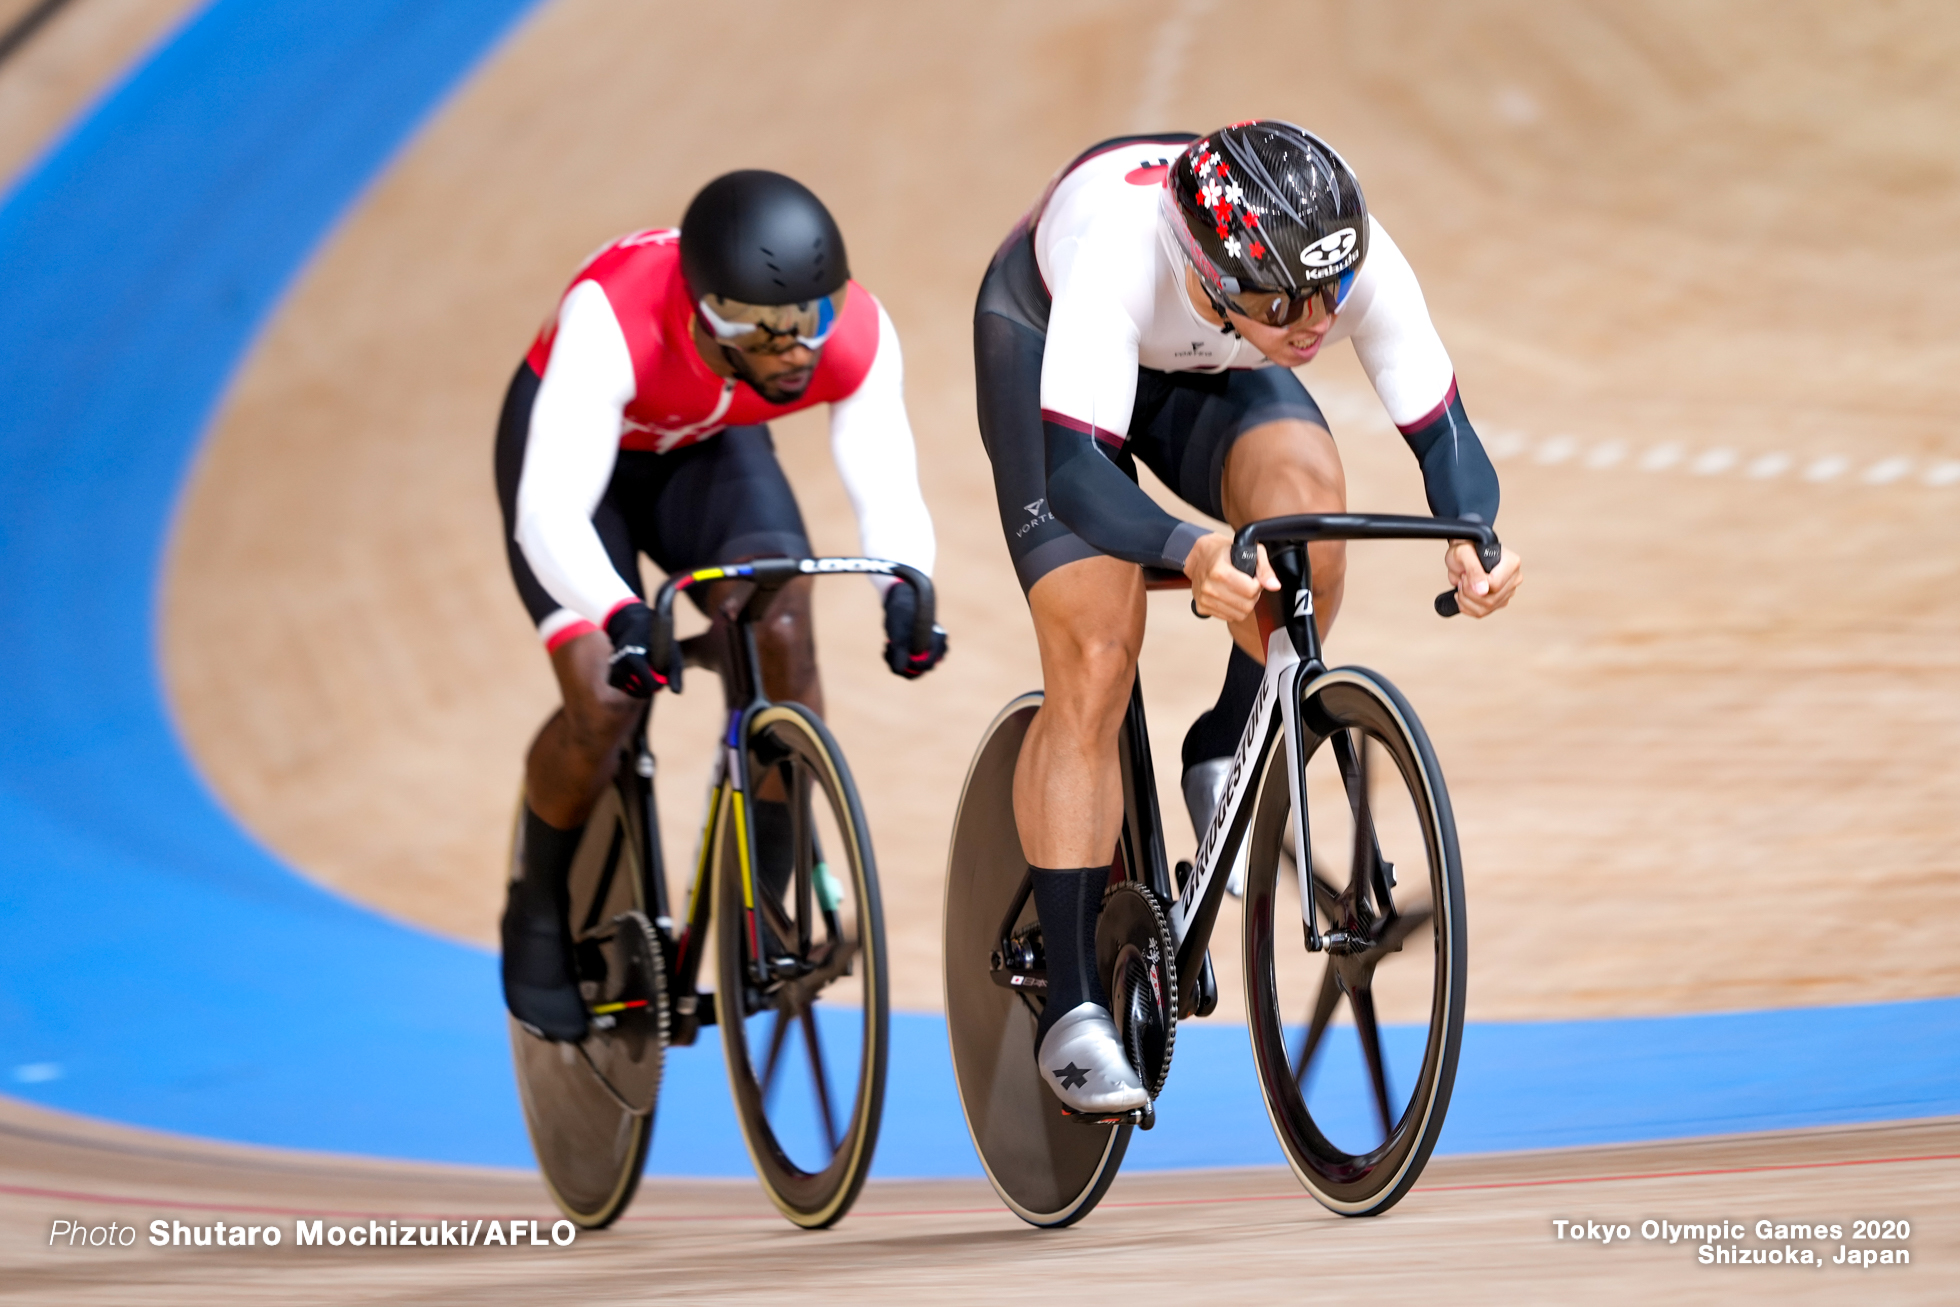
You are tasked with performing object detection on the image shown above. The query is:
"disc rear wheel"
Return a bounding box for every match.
[943,693,1135,1227]
[510,767,669,1229]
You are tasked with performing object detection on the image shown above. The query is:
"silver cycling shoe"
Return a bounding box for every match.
[1037,1002,1149,1114]
[1183,757,1249,897]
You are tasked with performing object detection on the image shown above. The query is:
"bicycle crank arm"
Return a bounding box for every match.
[667,990,715,1047]
[986,961,1047,993]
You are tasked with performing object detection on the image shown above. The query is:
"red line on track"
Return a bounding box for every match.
[1414,1149,1960,1194]
[0,1184,534,1223]
[7,1150,1955,1223]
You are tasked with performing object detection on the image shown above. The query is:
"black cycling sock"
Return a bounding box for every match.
[501,806,587,1039]
[1031,865,1110,1045]
[1181,643,1264,772]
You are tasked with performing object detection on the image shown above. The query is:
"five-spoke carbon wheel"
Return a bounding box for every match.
[716,704,887,1228]
[510,768,668,1229]
[1242,667,1466,1216]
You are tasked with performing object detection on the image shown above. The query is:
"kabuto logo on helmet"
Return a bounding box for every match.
[1300,227,1359,272]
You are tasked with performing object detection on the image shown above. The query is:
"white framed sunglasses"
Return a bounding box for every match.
[696,289,847,355]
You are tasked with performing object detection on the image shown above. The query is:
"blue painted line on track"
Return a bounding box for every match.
[0,0,542,1167]
[1,0,1956,1180]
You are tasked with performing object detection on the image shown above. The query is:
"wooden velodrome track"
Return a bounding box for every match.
[9,0,1960,1299]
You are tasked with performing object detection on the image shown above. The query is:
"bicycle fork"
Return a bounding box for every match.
[1277,648,1325,954]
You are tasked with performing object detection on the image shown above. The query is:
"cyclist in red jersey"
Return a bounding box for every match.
[495,171,945,1041]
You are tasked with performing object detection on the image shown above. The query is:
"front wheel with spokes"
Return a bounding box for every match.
[1242,666,1467,1216]
[715,703,887,1228]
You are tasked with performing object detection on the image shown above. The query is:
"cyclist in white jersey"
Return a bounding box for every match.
[973,122,1522,1113]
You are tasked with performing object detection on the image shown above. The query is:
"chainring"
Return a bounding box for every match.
[1095,881,1177,1101]
[575,910,668,1116]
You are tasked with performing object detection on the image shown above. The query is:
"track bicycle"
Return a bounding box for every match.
[508,556,935,1230]
[944,513,1500,1226]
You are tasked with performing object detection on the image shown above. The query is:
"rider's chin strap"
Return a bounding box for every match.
[1200,284,1240,337]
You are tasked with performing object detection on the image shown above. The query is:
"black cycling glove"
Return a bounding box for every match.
[603,601,661,698]
[882,583,947,679]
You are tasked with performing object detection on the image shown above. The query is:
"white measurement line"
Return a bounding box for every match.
[1639,443,1682,472]
[1486,435,1957,490]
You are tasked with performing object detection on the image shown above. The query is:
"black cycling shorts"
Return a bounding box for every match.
[494,361,811,628]
[976,221,1332,599]
[973,223,1327,594]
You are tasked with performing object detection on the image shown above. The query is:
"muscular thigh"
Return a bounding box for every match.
[1026,554,1147,711]
[613,425,813,579]
[1219,418,1346,526]
[1127,364,1330,521]
[618,427,819,703]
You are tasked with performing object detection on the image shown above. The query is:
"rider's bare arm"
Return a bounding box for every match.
[513,280,640,636]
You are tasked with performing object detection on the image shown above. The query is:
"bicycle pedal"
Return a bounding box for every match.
[1060,1101,1154,1129]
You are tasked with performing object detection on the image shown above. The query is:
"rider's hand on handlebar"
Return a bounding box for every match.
[1185,532,1278,622]
[882,583,948,679]
[603,601,663,698]
[1444,542,1523,618]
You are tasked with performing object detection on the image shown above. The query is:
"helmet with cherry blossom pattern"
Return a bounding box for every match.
[1163,121,1368,311]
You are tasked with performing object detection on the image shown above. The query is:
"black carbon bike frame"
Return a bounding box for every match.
[1114,514,1499,1018]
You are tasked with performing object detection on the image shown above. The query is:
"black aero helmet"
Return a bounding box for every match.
[1163,121,1368,301]
[679,170,849,307]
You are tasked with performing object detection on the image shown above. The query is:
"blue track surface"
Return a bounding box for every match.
[2,0,1956,1177]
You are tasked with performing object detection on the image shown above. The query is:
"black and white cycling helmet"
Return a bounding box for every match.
[1163,120,1368,326]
